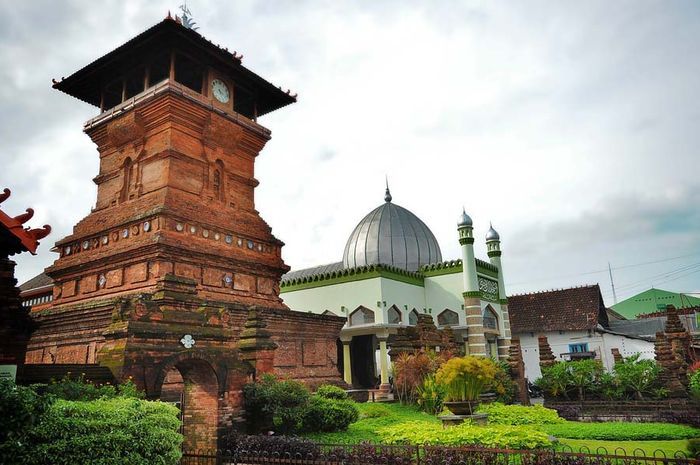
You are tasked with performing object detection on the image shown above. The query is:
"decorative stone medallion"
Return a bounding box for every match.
[176,223,184,232]
[82,240,90,250]
[143,221,151,232]
[180,334,196,349]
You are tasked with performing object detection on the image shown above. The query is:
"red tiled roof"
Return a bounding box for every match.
[508,284,608,334]
[0,188,51,256]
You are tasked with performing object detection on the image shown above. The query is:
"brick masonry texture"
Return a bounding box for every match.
[21,88,346,450]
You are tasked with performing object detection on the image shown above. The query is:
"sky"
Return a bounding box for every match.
[1,0,699,306]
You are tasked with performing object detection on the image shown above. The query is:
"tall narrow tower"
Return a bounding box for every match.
[46,18,296,310]
[486,224,511,359]
[21,16,347,451]
[458,209,486,356]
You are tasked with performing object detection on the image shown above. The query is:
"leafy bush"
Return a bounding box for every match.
[435,356,497,403]
[222,433,320,458]
[16,397,181,465]
[536,356,665,401]
[613,355,663,400]
[689,438,700,459]
[393,351,446,404]
[0,379,52,464]
[487,360,516,404]
[416,375,445,415]
[360,403,391,419]
[44,374,143,400]
[477,402,564,425]
[302,396,359,432]
[542,421,700,441]
[378,421,551,449]
[316,384,348,401]
[689,370,700,401]
[243,374,311,434]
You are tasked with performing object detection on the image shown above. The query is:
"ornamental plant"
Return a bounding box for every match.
[393,350,446,404]
[416,375,445,415]
[435,356,497,403]
[690,369,700,401]
[613,354,663,400]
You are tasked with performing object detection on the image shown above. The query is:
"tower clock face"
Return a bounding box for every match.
[211,79,230,103]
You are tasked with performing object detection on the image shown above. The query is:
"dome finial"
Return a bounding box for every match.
[384,176,392,202]
[486,222,500,241]
[458,207,472,227]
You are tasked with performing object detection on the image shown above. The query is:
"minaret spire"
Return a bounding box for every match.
[384,176,392,203]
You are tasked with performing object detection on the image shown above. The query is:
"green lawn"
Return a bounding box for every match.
[558,439,693,458]
[302,402,694,455]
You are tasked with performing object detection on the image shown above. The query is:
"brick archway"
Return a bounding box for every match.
[160,358,219,452]
[154,351,254,452]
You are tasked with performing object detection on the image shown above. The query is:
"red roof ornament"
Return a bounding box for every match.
[0,187,51,256]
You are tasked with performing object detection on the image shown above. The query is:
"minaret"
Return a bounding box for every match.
[486,223,511,360]
[458,209,486,356]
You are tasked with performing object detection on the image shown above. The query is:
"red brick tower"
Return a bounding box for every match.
[23,17,345,451]
[47,19,294,310]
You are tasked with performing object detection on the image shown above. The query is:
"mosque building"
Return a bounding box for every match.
[280,185,512,389]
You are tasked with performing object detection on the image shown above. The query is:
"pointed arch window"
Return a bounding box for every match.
[388,305,402,324]
[409,309,420,325]
[437,309,459,327]
[349,306,375,326]
[483,305,498,330]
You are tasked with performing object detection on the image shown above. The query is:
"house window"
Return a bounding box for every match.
[569,343,589,353]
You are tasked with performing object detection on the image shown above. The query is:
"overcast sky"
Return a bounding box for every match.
[1,0,699,305]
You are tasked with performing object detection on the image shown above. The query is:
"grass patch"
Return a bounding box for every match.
[304,402,438,443]
[543,421,700,441]
[558,439,691,457]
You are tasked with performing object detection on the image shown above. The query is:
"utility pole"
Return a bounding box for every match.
[608,262,618,305]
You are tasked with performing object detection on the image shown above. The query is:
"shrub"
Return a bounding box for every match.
[316,384,348,401]
[435,356,497,404]
[360,403,391,419]
[416,375,445,415]
[536,362,574,400]
[44,374,143,400]
[614,355,663,400]
[542,421,700,441]
[0,379,53,464]
[302,396,359,432]
[243,374,310,434]
[393,351,445,404]
[689,438,700,459]
[222,433,320,458]
[24,397,181,465]
[477,402,564,425]
[689,370,700,401]
[378,421,551,449]
[487,360,516,404]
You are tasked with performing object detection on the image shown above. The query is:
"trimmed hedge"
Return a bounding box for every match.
[302,396,359,432]
[29,397,182,465]
[379,421,552,449]
[542,421,700,441]
[477,402,564,425]
[315,384,349,401]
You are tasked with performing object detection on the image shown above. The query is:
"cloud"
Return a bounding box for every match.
[2,1,699,304]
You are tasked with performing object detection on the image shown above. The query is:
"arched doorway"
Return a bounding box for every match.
[159,358,220,452]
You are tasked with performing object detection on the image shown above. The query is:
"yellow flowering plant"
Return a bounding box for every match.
[435,356,497,402]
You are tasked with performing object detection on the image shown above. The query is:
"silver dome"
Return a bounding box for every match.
[343,189,442,271]
[485,223,500,241]
[458,208,472,227]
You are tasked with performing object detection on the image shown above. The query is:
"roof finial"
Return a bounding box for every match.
[384,176,392,202]
[179,2,199,30]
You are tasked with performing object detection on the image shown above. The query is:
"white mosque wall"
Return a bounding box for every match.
[424,272,466,325]
[281,276,427,325]
[378,277,427,323]
[281,278,382,321]
[518,330,655,381]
